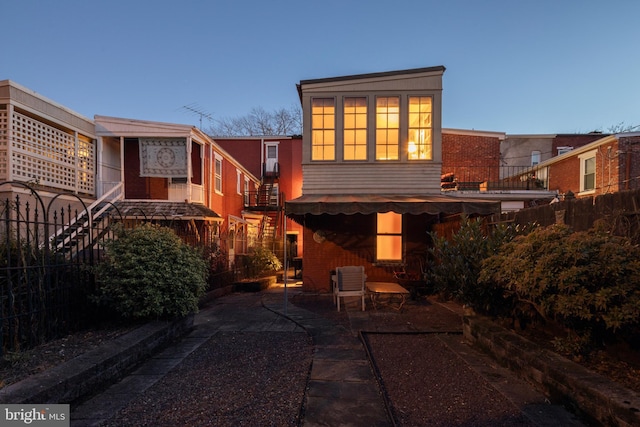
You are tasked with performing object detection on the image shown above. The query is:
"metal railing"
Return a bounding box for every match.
[440,165,547,192]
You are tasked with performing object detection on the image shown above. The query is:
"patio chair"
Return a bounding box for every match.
[333,266,367,312]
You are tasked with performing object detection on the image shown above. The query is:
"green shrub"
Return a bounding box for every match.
[426,215,530,313]
[479,224,640,349]
[94,223,208,320]
[243,246,282,278]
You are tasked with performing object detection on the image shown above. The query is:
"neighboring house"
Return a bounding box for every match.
[441,128,557,212]
[94,115,262,263]
[214,136,304,261]
[501,132,608,171]
[0,80,97,215]
[529,132,640,198]
[288,66,504,291]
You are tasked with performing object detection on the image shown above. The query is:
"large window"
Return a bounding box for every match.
[343,97,367,160]
[407,96,432,160]
[311,98,335,161]
[376,212,402,261]
[214,154,222,194]
[376,97,399,160]
[580,151,596,192]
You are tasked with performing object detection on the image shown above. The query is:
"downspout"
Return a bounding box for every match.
[186,136,192,202]
[120,136,125,193]
[261,138,265,181]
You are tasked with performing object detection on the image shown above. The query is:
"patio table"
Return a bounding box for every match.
[366,281,410,311]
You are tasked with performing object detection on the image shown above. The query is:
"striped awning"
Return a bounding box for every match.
[285,194,500,216]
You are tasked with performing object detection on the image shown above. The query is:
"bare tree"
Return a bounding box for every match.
[607,122,640,133]
[208,105,302,137]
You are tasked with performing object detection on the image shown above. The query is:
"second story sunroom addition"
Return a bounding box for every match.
[302,66,443,166]
[310,95,434,162]
[298,66,445,196]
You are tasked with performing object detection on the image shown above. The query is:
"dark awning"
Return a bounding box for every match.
[285,194,501,216]
[114,201,222,221]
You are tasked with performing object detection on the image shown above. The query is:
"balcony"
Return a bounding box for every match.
[263,162,280,178]
[244,189,283,211]
[441,166,546,193]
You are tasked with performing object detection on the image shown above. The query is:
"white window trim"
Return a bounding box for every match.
[214,153,223,195]
[579,149,596,194]
[236,169,242,195]
[244,176,250,205]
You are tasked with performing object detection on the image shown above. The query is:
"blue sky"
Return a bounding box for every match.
[3,0,639,134]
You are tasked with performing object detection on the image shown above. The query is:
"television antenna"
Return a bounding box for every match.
[182,103,214,130]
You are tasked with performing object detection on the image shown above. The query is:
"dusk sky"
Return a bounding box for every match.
[3,0,639,135]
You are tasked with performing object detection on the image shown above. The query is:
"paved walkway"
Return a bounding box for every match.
[71,283,583,426]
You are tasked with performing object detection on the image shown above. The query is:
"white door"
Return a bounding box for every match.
[265,144,278,174]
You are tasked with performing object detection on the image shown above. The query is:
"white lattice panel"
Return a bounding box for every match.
[10,112,95,194]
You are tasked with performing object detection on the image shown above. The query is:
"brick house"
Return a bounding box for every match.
[214,136,304,262]
[441,128,558,212]
[529,132,640,198]
[287,67,505,292]
[94,115,263,263]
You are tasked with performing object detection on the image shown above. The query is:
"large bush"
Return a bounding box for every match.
[94,224,208,320]
[242,246,282,278]
[479,224,640,348]
[426,215,530,312]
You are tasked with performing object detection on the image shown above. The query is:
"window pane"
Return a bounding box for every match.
[376,96,400,161]
[311,98,335,161]
[585,157,595,174]
[377,236,402,260]
[408,96,433,160]
[378,212,402,233]
[344,97,367,161]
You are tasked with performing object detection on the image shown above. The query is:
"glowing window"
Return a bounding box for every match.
[344,97,367,160]
[407,96,432,160]
[376,212,402,261]
[376,97,399,160]
[311,98,335,161]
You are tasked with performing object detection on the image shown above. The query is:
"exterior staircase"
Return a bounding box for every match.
[51,184,124,259]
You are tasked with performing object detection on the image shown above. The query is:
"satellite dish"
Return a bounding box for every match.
[313,230,326,243]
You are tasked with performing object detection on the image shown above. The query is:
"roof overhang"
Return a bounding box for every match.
[285,194,501,217]
[114,201,222,221]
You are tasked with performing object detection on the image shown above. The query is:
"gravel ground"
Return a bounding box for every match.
[103,331,313,427]
[366,334,535,427]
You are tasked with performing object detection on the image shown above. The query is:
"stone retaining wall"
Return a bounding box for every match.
[464,315,640,427]
[0,315,193,405]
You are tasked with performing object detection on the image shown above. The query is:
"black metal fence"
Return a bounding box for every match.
[0,184,120,357]
[0,182,244,357]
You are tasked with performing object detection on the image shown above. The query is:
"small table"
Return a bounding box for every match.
[366,282,410,311]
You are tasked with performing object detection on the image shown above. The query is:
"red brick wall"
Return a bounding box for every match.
[442,133,501,181]
[618,136,640,191]
[300,213,436,292]
[548,139,621,196]
[553,134,607,156]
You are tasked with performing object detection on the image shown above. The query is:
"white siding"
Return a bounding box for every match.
[302,163,442,195]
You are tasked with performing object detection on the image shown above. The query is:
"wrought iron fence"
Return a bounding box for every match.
[0,183,120,357]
